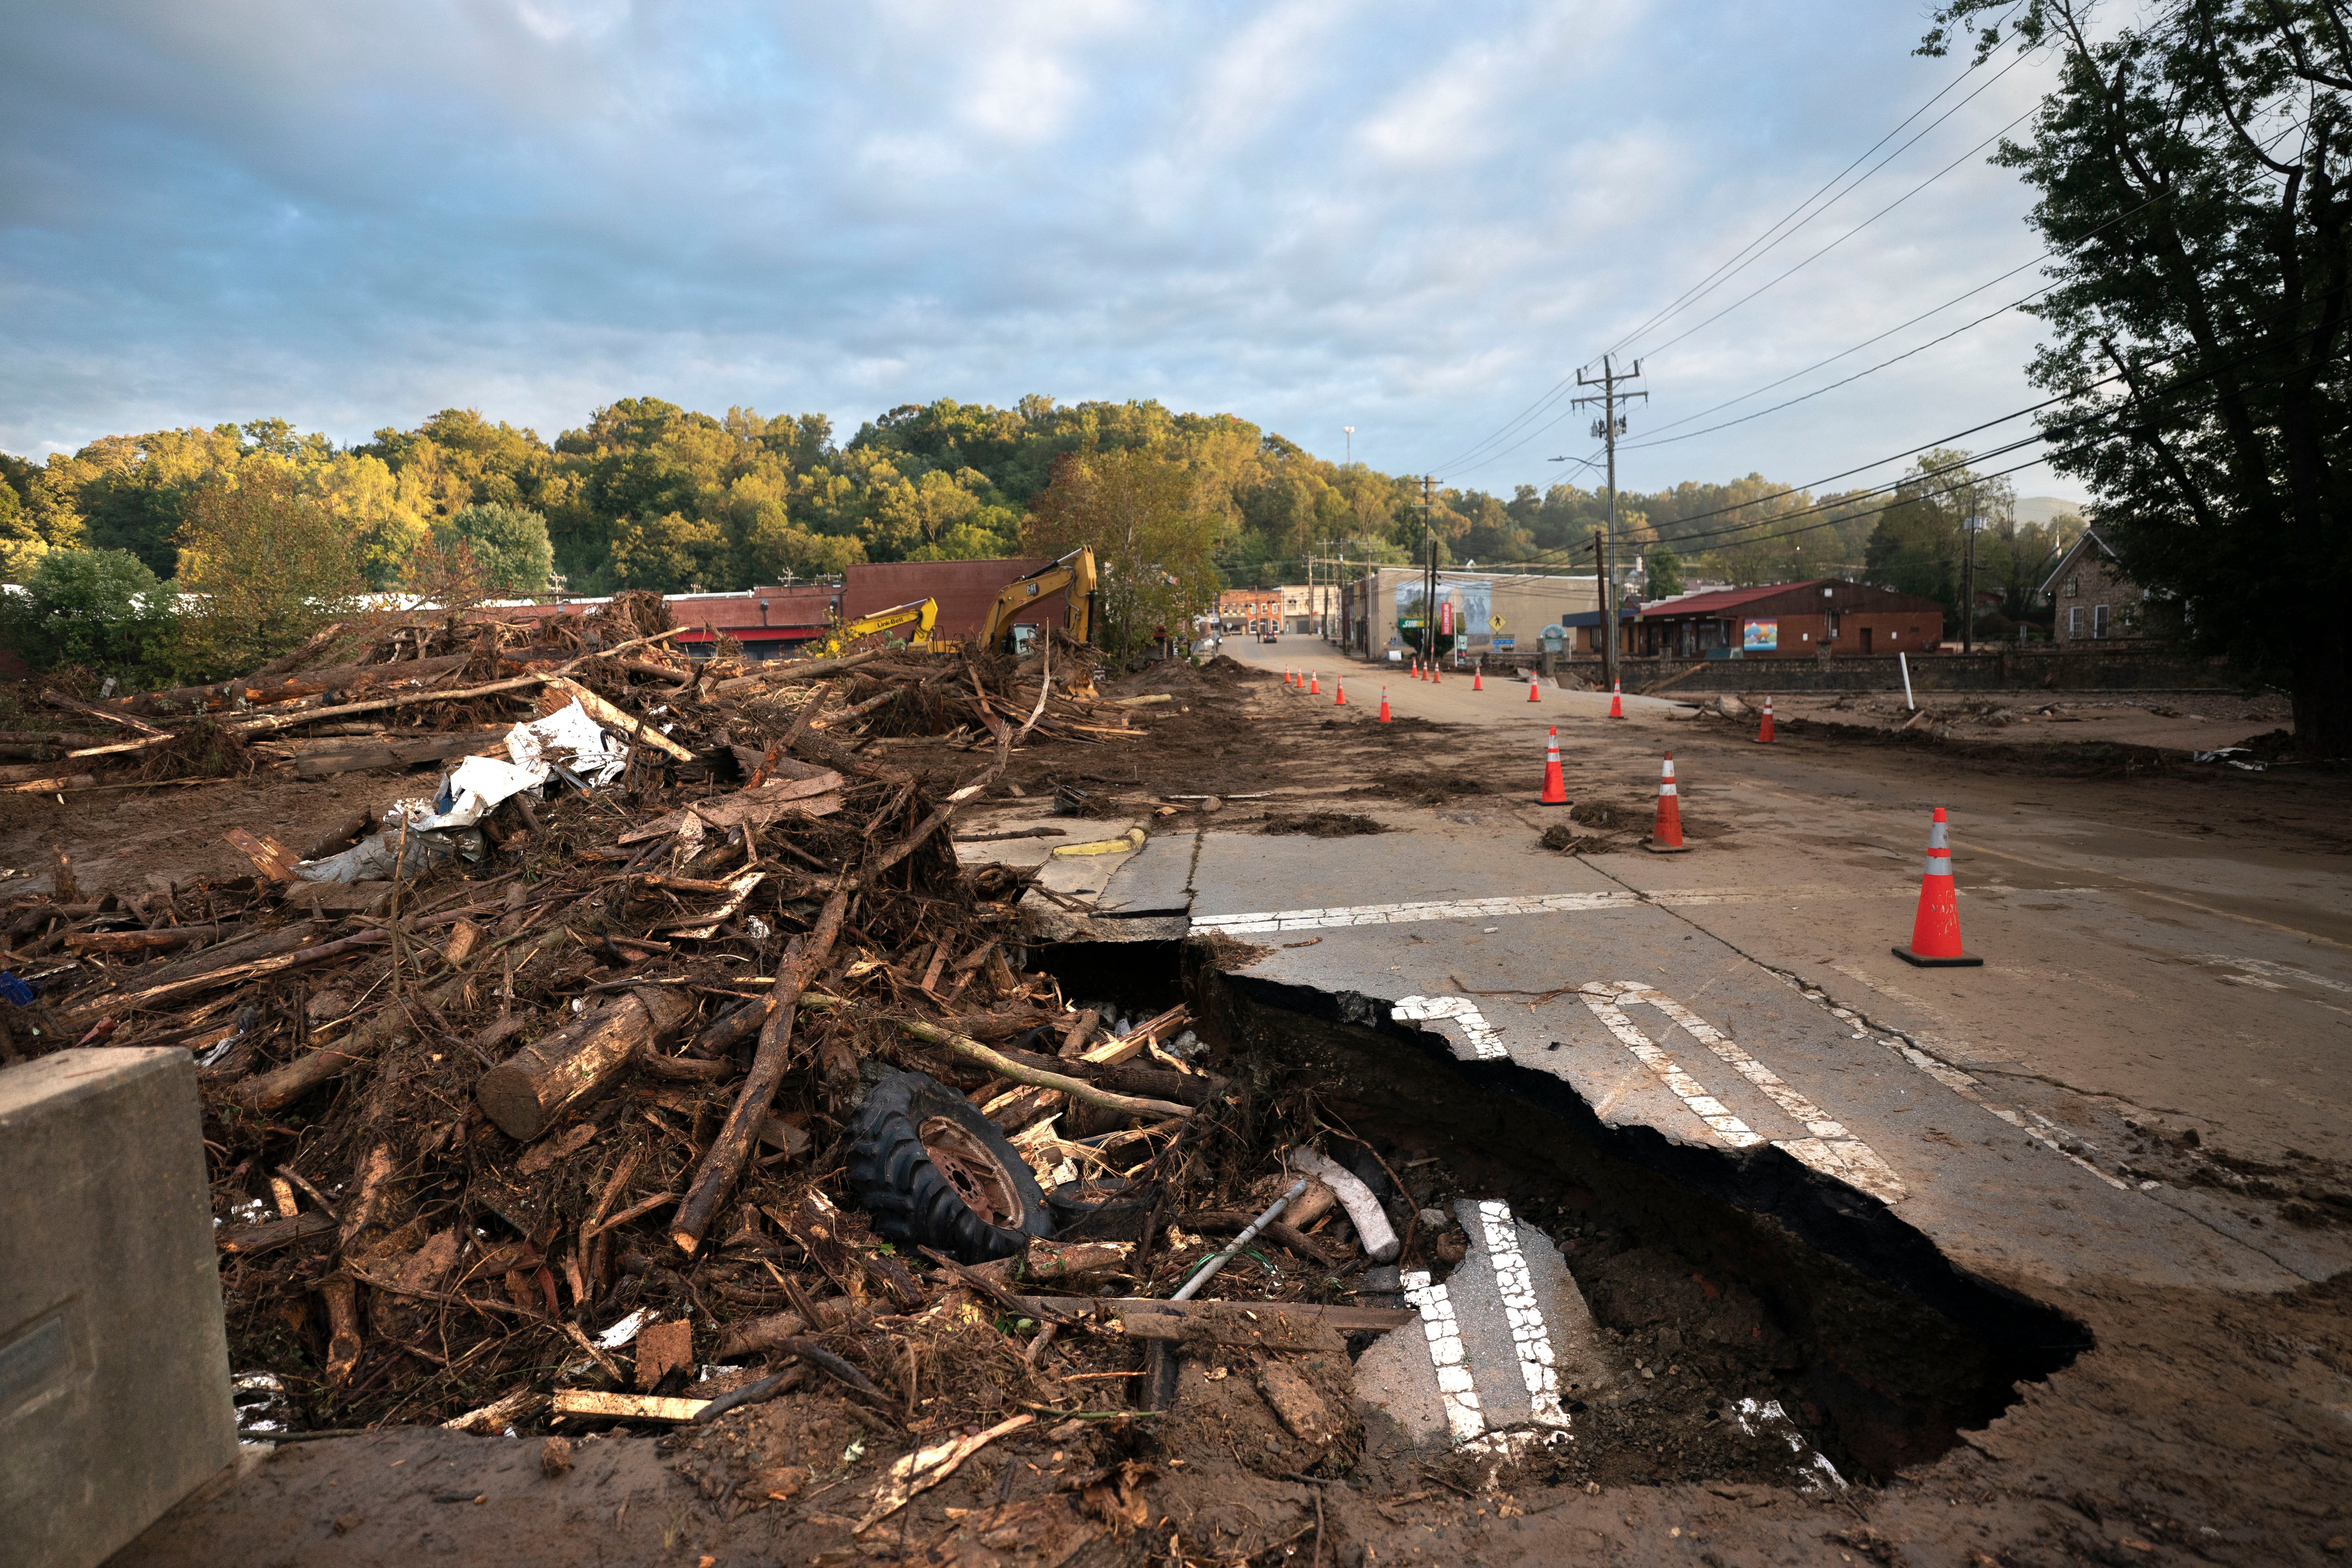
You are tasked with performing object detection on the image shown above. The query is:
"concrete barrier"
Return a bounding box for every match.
[0,1048,237,1568]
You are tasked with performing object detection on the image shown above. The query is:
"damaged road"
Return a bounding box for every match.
[31,635,2352,1567]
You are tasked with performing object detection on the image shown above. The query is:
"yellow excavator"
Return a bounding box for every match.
[812,597,939,659]
[972,548,1098,655]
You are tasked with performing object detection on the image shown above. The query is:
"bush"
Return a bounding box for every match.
[2,547,177,676]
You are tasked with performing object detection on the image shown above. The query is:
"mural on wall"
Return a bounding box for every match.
[1396,578,1496,645]
[1742,618,1779,652]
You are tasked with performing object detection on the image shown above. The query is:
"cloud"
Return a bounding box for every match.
[0,0,2084,498]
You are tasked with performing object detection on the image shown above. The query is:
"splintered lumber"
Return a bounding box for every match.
[294,731,506,777]
[224,828,301,884]
[542,676,694,761]
[475,986,697,1141]
[62,923,232,954]
[551,1391,708,1424]
[215,1212,337,1255]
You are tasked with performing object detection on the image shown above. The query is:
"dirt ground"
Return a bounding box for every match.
[67,650,2352,1567]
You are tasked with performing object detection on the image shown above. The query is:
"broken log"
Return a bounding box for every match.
[879,1014,1193,1120]
[474,987,696,1142]
[233,928,568,1111]
[669,888,849,1256]
[65,928,387,1026]
[989,1043,1220,1109]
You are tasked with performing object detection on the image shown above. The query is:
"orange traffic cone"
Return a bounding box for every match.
[1308,670,1320,695]
[1753,695,1775,744]
[1431,659,1441,685]
[1538,727,1568,805]
[1473,663,1484,692]
[1608,679,1625,719]
[1643,751,1690,853]
[1378,686,1392,723]
[1893,808,1981,967]
[1526,669,1541,703]
[1334,676,1346,705]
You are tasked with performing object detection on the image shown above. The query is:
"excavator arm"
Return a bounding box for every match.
[976,548,1097,654]
[814,597,938,659]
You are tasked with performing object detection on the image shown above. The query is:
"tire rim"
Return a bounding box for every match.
[917,1116,1024,1230]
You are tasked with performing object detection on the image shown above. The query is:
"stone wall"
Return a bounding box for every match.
[1506,647,2244,694]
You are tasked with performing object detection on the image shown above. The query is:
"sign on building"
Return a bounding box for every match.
[1742,619,1778,651]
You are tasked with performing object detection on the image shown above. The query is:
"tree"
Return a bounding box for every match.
[2,548,176,674]
[1924,0,2351,754]
[1024,447,1219,664]
[437,502,554,595]
[173,466,362,678]
[1644,545,1686,599]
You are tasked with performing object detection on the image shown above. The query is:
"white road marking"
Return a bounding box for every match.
[1392,995,1506,1060]
[1189,885,1905,937]
[1474,1200,1571,1430]
[1882,1040,2129,1190]
[1582,983,1908,1204]
[1400,1269,1486,1444]
[1580,989,1763,1148]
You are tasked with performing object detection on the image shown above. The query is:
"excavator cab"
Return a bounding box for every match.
[975,548,1097,656]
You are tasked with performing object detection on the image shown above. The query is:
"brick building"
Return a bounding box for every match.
[1217,587,1284,633]
[2041,527,2151,645]
[1634,580,1945,659]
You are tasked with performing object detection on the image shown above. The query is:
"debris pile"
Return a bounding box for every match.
[0,604,1421,1546]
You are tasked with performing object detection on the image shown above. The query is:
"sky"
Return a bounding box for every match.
[0,0,2087,504]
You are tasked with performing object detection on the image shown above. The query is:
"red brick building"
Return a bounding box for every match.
[1217,588,1283,632]
[1635,580,1945,658]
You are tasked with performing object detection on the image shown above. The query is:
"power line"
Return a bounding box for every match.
[1599,37,2039,366]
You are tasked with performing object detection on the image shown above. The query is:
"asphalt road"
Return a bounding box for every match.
[1126,637,2352,1299]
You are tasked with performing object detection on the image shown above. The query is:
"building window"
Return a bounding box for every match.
[2093,604,2110,639]
[2068,606,2083,635]
[2066,576,2080,598]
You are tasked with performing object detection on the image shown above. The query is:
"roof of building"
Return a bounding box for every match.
[2039,525,2121,597]
[1637,581,1831,618]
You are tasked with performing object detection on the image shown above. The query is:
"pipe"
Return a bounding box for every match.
[1171,1178,1306,1301]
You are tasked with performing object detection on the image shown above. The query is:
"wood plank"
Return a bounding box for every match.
[550,1390,709,1423]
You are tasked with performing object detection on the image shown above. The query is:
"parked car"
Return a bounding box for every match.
[1260,629,1279,643]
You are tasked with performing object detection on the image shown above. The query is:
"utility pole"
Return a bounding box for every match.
[1573,355,1646,692]
[1421,475,1435,665]
[1961,511,1980,655]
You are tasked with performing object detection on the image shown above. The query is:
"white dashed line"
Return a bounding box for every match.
[1392,995,1507,1060]
[1188,885,1902,937]
[1474,1200,1571,1429]
[1400,1269,1486,1444]
[1582,983,1908,1204]
[1579,988,1764,1147]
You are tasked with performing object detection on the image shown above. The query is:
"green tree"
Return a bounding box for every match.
[3,548,176,674]
[1644,545,1685,599]
[1025,447,1220,664]
[437,502,554,595]
[1924,0,2351,754]
[173,466,362,678]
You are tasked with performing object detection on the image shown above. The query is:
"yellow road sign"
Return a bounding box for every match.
[1489,614,1506,631]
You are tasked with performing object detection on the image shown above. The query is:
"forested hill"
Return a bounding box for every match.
[0,395,2044,607]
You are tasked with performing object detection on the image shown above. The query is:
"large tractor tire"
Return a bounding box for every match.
[846,1070,1054,1263]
